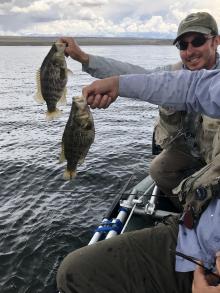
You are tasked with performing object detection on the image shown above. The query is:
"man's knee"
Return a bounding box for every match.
[149,150,187,196]
[149,152,167,182]
[57,248,88,293]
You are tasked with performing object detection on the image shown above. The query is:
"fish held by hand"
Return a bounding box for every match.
[35,41,71,120]
[59,96,95,180]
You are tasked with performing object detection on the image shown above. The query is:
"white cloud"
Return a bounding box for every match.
[170,0,220,23]
[0,0,219,37]
[11,2,50,14]
[78,8,97,20]
[129,16,177,33]
[19,18,123,36]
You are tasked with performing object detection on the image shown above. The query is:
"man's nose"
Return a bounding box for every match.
[185,43,195,54]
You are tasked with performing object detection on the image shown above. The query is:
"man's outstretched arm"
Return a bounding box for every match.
[83,69,220,118]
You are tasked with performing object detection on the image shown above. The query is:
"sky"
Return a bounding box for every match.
[0,0,219,38]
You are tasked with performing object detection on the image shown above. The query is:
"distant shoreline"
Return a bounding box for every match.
[0,36,173,46]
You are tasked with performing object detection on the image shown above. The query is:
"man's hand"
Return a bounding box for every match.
[59,37,89,64]
[192,253,220,293]
[82,76,119,109]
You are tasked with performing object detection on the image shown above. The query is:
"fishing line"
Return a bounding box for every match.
[43,190,179,198]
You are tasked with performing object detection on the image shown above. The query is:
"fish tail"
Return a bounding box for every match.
[63,169,77,180]
[46,109,61,120]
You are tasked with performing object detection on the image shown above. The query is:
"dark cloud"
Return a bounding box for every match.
[31,15,59,23]
[0,0,13,3]
[10,0,31,6]
[80,0,107,7]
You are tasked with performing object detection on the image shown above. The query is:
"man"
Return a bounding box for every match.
[56,65,220,293]
[56,13,220,293]
[149,12,220,209]
[60,12,220,212]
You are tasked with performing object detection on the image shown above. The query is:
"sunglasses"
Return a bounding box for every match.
[176,35,214,50]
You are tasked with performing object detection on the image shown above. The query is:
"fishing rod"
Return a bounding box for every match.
[170,249,220,281]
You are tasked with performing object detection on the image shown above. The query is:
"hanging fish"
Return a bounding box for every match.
[35,41,70,120]
[60,96,95,180]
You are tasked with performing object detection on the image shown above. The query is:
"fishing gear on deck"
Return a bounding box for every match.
[88,176,180,245]
[88,175,134,245]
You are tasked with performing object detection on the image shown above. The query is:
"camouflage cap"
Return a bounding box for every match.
[173,12,218,44]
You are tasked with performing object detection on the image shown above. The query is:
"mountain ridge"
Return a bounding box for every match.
[0,36,173,46]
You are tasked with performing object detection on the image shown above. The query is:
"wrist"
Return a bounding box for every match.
[78,52,89,64]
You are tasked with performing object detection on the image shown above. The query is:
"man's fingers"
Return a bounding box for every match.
[58,37,64,43]
[90,94,102,109]
[82,77,119,108]
[82,85,91,99]
[83,83,100,101]
[58,38,70,56]
[59,38,69,47]
[103,96,113,109]
[85,94,112,109]
[99,95,112,108]
[193,265,208,288]
[87,95,95,107]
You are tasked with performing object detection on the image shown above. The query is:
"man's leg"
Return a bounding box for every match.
[57,217,192,293]
[149,148,205,210]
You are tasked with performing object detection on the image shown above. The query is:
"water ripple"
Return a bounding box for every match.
[0,45,178,293]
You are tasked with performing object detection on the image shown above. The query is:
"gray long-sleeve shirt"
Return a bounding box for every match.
[84,55,220,118]
[82,54,173,78]
[119,69,220,118]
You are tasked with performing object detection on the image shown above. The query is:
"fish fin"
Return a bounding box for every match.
[78,157,85,165]
[58,88,67,105]
[35,69,45,104]
[34,92,45,104]
[46,109,62,120]
[63,169,77,180]
[59,143,66,163]
[67,68,73,77]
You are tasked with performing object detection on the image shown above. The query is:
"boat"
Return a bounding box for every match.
[89,174,180,245]
[58,175,179,292]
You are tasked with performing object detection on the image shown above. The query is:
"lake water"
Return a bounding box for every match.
[0,45,179,293]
